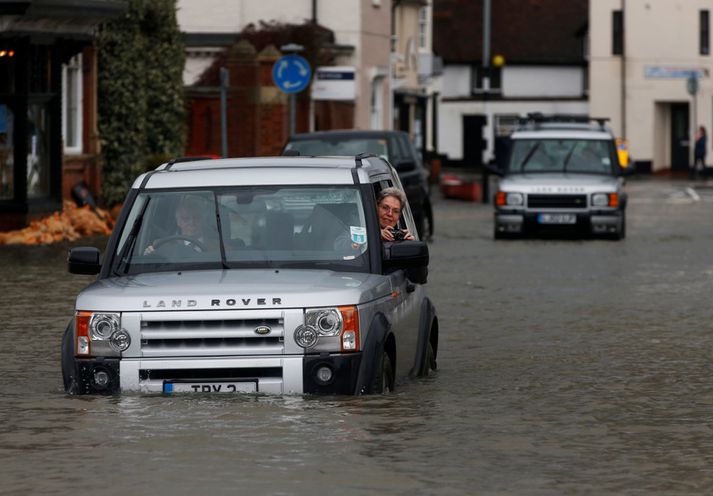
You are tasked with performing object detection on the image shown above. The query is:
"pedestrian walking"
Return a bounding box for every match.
[692,125,707,180]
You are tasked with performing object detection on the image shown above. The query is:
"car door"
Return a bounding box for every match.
[376,178,423,380]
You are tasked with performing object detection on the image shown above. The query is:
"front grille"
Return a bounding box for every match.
[140,315,285,357]
[139,367,281,380]
[527,194,587,209]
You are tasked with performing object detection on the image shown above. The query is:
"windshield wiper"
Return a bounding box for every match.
[562,143,578,172]
[518,142,540,171]
[114,197,151,276]
[212,199,231,270]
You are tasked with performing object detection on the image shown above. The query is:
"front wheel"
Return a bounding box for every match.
[422,341,437,377]
[61,324,79,394]
[371,351,395,394]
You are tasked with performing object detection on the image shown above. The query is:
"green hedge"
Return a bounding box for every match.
[97,0,185,207]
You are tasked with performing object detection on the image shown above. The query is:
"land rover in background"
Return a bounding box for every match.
[282,130,434,240]
[489,115,633,240]
[62,155,438,395]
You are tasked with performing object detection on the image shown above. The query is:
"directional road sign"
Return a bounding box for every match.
[272,54,312,94]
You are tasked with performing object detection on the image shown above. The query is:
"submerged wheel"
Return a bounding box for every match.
[61,324,79,394]
[371,351,395,394]
[423,340,437,377]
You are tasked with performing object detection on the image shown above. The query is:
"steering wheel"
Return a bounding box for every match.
[151,235,207,252]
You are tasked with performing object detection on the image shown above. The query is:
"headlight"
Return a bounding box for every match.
[592,193,618,207]
[306,308,342,336]
[294,306,359,352]
[75,311,129,356]
[495,191,524,207]
[506,192,524,206]
[90,314,119,340]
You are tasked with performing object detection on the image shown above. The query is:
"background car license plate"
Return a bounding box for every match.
[538,213,576,224]
[163,379,257,394]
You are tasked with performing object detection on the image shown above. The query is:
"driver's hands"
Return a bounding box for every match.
[143,244,155,255]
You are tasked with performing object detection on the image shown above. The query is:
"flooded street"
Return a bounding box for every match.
[2,177,713,495]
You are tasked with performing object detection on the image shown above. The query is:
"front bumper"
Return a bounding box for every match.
[495,210,623,236]
[72,353,363,395]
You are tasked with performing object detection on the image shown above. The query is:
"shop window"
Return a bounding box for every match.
[0,104,13,200]
[27,103,50,199]
[62,54,83,153]
[29,45,52,94]
[0,47,16,94]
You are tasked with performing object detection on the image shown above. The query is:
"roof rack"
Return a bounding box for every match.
[355,153,377,168]
[519,113,611,130]
[164,156,217,170]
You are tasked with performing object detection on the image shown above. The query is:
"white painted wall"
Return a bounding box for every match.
[503,66,584,98]
[441,65,471,98]
[589,0,713,170]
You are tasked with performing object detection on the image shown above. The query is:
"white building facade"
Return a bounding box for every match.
[590,0,713,173]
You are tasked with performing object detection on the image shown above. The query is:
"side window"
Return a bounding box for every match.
[373,179,414,233]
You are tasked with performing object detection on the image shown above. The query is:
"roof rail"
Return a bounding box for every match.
[355,153,377,168]
[518,113,611,130]
[164,156,217,170]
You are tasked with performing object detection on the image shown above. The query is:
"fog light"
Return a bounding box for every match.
[93,369,110,388]
[315,365,333,384]
[109,329,131,352]
[294,325,318,348]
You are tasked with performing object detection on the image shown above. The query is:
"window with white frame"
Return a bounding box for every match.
[418,6,430,50]
[62,54,83,154]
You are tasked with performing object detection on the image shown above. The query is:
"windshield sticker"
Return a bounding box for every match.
[350,226,367,244]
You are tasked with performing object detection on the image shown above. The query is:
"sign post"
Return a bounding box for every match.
[273,47,311,137]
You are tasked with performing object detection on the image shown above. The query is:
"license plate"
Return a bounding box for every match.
[163,379,258,394]
[537,213,576,224]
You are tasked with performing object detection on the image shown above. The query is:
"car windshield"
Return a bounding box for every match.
[111,186,370,275]
[508,139,614,174]
[284,137,390,161]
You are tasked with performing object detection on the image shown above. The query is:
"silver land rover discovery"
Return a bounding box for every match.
[491,115,634,240]
[62,155,438,395]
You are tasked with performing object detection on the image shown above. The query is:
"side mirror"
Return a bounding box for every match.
[383,240,429,284]
[619,165,636,176]
[484,162,504,176]
[68,247,101,275]
[394,159,417,172]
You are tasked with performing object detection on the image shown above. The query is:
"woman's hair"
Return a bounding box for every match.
[377,187,407,207]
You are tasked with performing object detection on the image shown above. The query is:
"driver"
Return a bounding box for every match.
[144,196,212,255]
[377,187,415,241]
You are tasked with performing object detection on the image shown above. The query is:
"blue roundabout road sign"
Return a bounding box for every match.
[272,54,312,94]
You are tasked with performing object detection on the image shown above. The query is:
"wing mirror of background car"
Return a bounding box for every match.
[484,161,504,177]
[382,240,429,284]
[68,247,102,275]
[393,159,417,172]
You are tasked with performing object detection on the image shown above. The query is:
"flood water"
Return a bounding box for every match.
[2,177,713,495]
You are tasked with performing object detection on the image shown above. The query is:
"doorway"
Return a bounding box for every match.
[463,114,486,167]
[670,103,690,171]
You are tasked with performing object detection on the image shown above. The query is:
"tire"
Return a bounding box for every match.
[422,340,437,377]
[61,323,79,394]
[611,211,626,240]
[371,351,395,394]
